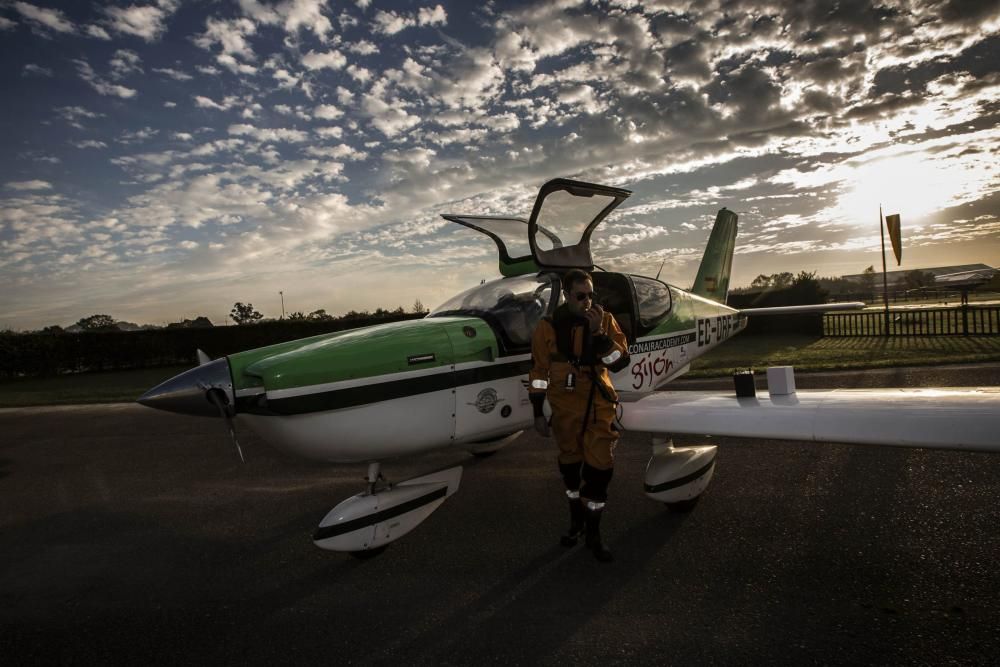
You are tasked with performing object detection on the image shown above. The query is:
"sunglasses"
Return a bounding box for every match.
[573,291,595,302]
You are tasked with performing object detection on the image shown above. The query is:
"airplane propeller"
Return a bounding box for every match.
[196,349,244,464]
[137,349,245,463]
[204,383,245,464]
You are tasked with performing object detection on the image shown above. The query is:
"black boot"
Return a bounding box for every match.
[584,505,614,562]
[560,496,585,547]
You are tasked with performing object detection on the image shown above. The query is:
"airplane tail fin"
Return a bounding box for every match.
[691,208,738,303]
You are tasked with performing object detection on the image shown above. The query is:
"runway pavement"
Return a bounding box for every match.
[2,365,999,665]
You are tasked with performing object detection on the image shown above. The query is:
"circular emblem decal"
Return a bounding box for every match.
[463,326,477,338]
[474,388,498,414]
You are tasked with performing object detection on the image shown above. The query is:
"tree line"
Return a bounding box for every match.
[731,267,946,302]
[229,299,426,325]
[17,299,428,334]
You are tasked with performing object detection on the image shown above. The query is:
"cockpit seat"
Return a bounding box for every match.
[592,273,636,343]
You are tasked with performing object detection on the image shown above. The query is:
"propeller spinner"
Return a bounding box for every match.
[137,353,245,462]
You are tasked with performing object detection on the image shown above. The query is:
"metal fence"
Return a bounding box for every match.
[824,305,1000,336]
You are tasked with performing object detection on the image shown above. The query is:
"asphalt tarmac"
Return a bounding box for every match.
[2,364,999,666]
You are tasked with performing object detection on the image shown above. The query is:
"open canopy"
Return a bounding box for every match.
[443,178,631,276]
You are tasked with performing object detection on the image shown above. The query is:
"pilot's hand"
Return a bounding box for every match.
[534,416,550,438]
[585,303,605,332]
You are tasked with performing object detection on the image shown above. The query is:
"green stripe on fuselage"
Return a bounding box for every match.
[258,357,532,415]
[636,287,746,363]
[228,317,499,393]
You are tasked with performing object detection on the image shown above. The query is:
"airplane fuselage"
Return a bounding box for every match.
[138,180,746,464]
[215,276,745,463]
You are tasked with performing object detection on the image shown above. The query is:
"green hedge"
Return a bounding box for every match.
[0,314,425,378]
[727,287,825,336]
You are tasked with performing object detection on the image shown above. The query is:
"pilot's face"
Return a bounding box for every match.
[564,278,595,317]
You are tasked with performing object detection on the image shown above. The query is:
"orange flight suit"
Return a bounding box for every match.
[529,307,629,471]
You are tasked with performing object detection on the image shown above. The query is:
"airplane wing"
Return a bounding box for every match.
[618,387,1000,452]
[739,302,865,315]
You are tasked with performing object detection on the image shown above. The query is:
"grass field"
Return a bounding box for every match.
[0,365,189,408]
[688,334,1000,377]
[2,335,1000,408]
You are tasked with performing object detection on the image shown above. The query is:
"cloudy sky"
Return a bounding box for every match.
[1,0,998,329]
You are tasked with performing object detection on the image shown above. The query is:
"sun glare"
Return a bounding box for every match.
[831,150,978,227]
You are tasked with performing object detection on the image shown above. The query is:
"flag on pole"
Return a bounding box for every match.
[884,213,902,265]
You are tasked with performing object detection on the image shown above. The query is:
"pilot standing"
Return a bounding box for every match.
[529,269,630,562]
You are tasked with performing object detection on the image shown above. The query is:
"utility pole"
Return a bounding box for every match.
[279,291,285,319]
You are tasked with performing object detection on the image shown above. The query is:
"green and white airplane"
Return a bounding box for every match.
[139,178,1000,555]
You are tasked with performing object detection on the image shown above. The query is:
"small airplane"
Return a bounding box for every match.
[139,178,1000,556]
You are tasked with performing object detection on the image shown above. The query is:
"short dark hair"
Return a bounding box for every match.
[562,268,592,292]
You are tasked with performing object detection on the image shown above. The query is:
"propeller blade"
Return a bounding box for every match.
[206,387,245,464]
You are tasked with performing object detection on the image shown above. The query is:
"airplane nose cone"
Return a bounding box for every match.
[137,357,234,417]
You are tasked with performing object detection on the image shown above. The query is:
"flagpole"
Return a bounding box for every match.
[880,205,889,336]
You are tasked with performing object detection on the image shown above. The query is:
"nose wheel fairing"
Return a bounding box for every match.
[644,439,717,505]
[313,465,463,552]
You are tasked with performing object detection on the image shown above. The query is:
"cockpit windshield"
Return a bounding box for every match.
[428,274,558,348]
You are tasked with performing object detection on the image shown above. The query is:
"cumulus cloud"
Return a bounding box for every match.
[315,126,344,139]
[194,16,258,72]
[217,53,258,75]
[372,10,413,36]
[110,49,143,79]
[314,103,344,120]
[361,81,422,137]
[117,127,160,144]
[5,180,53,191]
[422,48,505,110]
[227,123,309,142]
[279,0,334,40]
[56,106,104,129]
[238,0,334,41]
[73,59,138,99]
[85,24,111,40]
[153,67,193,81]
[346,64,372,83]
[348,40,378,55]
[418,5,447,27]
[13,2,75,34]
[194,95,236,110]
[70,140,109,149]
[23,63,53,77]
[305,144,368,160]
[0,16,16,30]
[302,49,346,70]
[373,4,446,35]
[103,1,178,41]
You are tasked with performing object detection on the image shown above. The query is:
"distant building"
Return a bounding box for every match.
[165,316,214,329]
[841,263,996,285]
[933,267,998,289]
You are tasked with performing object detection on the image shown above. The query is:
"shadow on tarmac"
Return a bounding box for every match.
[374,510,690,665]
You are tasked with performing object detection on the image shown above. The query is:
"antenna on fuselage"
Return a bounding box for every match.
[655,259,665,281]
